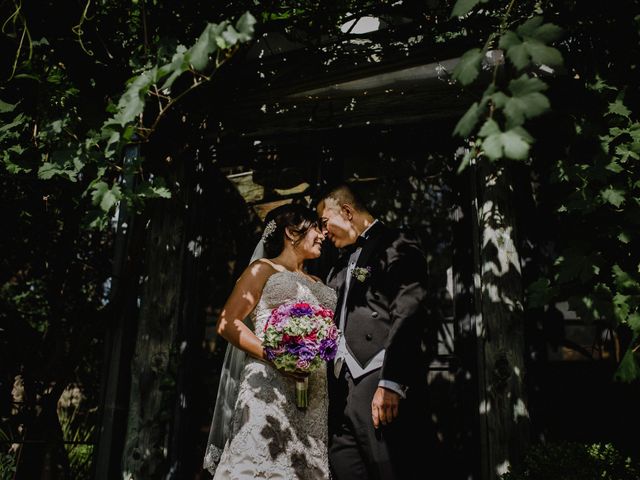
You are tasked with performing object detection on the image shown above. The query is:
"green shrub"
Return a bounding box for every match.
[0,428,17,480]
[502,441,639,480]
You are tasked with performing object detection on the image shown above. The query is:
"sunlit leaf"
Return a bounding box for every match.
[452,48,483,86]
[451,0,481,17]
[601,187,625,207]
[529,23,563,43]
[607,99,631,118]
[526,40,563,67]
[613,264,640,291]
[453,102,480,138]
[516,17,545,37]
[188,23,221,71]
[235,11,257,41]
[502,127,532,160]
[478,118,500,137]
[502,74,551,128]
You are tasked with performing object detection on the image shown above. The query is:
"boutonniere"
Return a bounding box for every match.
[352,266,372,282]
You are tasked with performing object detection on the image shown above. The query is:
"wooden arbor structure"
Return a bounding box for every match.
[94,15,529,480]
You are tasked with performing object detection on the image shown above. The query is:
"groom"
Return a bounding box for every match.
[317,183,434,480]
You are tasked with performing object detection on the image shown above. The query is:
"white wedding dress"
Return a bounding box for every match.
[212,271,337,480]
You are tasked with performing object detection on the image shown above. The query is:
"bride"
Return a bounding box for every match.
[203,203,337,479]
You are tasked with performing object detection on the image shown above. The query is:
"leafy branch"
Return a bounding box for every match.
[0,11,256,230]
[450,0,563,172]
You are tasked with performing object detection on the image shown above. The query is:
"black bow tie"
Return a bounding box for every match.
[356,235,368,247]
[344,235,367,254]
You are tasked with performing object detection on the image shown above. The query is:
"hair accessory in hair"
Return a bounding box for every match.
[261,220,277,241]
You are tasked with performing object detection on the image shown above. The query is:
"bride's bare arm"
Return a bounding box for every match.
[215,260,274,361]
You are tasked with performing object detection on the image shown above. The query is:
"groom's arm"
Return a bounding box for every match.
[372,235,429,428]
[379,233,429,388]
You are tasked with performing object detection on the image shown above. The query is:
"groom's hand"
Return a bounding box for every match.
[371,387,400,428]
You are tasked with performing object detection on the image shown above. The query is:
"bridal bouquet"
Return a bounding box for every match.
[263,302,339,408]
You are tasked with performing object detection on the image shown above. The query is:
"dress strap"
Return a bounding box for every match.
[258,258,281,269]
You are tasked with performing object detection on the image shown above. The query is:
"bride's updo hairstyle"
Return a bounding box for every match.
[262,203,319,258]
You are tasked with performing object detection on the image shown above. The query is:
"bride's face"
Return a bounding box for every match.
[296,224,325,259]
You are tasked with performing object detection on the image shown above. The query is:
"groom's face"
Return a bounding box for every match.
[317,199,358,249]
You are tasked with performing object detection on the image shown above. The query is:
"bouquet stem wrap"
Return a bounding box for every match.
[295,377,309,409]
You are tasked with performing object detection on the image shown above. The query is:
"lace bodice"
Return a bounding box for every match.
[252,271,338,337]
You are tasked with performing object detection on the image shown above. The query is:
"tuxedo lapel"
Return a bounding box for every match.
[331,251,351,326]
[345,222,387,304]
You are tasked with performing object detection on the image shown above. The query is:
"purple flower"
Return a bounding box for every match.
[319,338,338,361]
[286,343,316,362]
[289,303,314,317]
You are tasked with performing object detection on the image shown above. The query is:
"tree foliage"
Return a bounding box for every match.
[450,0,640,381]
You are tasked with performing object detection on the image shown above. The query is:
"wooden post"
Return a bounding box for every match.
[120,154,191,479]
[94,145,144,480]
[451,161,484,480]
[475,160,529,479]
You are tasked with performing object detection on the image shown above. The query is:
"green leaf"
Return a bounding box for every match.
[628,313,640,334]
[0,99,17,113]
[0,113,27,133]
[188,23,222,71]
[526,40,564,67]
[607,99,631,118]
[502,75,551,128]
[613,264,639,291]
[482,134,504,160]
[235,11,257,41]
[504,43,529,70]
[613,292,630,322]
[159,47,189,91]
[618,231,631,244]
[451,0,481,17]
[452,48,484,86]
[517,17,563,44]
[530,23,563,43]
[614,347,640,383]
[490,91,509,109]
[502,127,532,160]
[499,31,522,50]
[509,74,549,96]
[527,277,553,308]
[457,148,475,173]
[516,17,545,37]
[500,21,564,71]
[222,26,240,46]
[478,118,500,137]
[91,181,122,212]
[137,180,172,199]
[479,121,532,161]
[601,187,625,207]
[616,144,640,162]
[453,102,481,138]
[606,160,624,173]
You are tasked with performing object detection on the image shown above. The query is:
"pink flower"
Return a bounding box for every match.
[296,359,311,370]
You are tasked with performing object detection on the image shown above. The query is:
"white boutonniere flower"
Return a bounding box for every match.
[351,266,372,282]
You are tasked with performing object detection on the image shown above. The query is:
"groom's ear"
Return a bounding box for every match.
[341,203,355,221]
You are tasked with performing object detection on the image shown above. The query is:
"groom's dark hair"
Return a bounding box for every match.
[317,182,369,213]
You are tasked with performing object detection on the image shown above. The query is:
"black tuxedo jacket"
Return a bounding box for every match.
[327,222,430,389]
